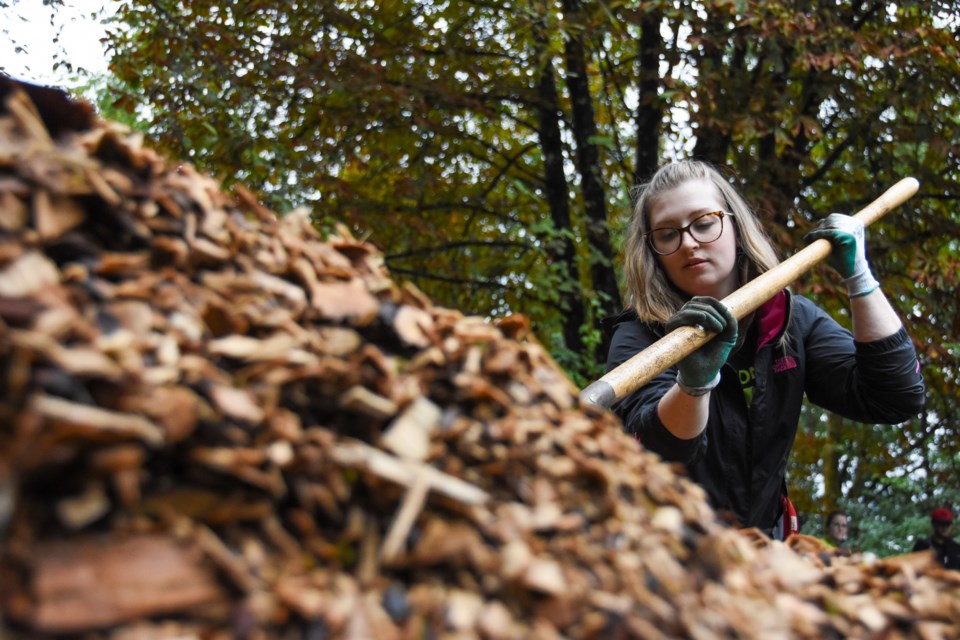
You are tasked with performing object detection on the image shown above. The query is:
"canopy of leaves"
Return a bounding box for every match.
[92,0,960,553]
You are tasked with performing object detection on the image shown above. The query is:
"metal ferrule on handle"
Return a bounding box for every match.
[580,177,920,410]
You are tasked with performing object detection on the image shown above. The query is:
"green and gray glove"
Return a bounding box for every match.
[666,296,738,396]
[804,213,879,298]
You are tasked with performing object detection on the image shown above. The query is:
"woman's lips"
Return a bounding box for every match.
[685,258,708,269]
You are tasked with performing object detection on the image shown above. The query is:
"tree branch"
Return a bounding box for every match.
[385,240,535,262]
[385,267,513,290]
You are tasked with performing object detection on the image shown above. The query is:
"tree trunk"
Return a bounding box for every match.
[561,0,623,360]
[823,412,845,512]
[691,11,734,164]
[533,27,586,356]
[633,8,665,187]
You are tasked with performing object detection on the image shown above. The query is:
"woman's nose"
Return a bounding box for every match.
[679,228,700,248]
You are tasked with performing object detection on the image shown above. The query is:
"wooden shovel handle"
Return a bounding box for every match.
[580,177,920,410]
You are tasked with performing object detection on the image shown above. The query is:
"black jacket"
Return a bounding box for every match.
[913,536,960,570]
[606,291,925,530]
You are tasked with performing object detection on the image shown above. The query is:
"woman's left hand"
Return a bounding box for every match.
[804,213,879,298]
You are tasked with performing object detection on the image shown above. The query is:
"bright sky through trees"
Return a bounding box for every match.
[0,1,110,88]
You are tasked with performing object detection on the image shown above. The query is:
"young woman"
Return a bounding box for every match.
[824,510,852,556]
[606,161,925,537]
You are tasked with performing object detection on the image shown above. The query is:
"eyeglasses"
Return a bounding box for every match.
[644,211,732,256]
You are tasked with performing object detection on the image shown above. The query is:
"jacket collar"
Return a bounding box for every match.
[755,290,789,349]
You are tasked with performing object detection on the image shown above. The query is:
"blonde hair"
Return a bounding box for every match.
[624,161,782,323]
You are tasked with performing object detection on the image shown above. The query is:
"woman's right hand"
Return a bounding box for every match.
[666,296,738,391]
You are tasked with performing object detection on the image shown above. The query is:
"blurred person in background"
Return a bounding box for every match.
[913,507,960,570]
[822,510,852,556]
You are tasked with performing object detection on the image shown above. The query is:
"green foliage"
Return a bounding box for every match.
[73,73,149,133]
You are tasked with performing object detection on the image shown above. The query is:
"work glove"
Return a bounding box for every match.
[804,213,879,298]
[666,296,738,395]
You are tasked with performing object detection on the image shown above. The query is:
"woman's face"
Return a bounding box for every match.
[647,178,740,299]
[828,515,848,543]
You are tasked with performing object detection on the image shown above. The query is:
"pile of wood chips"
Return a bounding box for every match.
[0,76,958,639]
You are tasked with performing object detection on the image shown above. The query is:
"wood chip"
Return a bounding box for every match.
[0,251,59,297]
[31,393,164,446]
[33,189,85,239]
[330,439,489,506]
[24,534,227,633]
[206,384,266,424]
[380,396,442,461]
[55,481,110,530]
[339,385,399,420]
